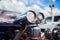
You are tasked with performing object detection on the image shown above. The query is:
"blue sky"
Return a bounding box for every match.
[26,0,60,9]
[54,0,60,8]
[43,0,60,8]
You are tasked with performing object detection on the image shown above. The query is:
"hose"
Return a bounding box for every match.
[13,25,28,40]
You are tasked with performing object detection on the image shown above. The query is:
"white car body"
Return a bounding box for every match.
[38,15,60,31]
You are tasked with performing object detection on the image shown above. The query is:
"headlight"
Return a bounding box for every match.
[36,12,44,24]
[37,12,44,21]
[26,10,37,23]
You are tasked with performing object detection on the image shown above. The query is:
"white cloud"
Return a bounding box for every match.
[53,8,60,15]
[30,0,45,6]
[27,4,43,11]
[45,6,60,14]
[0,0,45,14]
[11,1,27,13]
[19,0,28,5]
[17,0,45,6]
[44,6,60,17]
[0,0,28,14]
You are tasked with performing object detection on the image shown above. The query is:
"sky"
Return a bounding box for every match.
[0,0,60,18]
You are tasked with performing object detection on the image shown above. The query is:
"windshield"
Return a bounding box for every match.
[46,16,60,22]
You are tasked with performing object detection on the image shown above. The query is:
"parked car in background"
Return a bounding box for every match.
[38,15,60,40]
[38,15,60,31]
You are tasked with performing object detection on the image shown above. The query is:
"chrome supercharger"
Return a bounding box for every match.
[27,24,42,40]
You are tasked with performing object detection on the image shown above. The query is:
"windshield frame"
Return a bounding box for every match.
[45,16,60,23]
